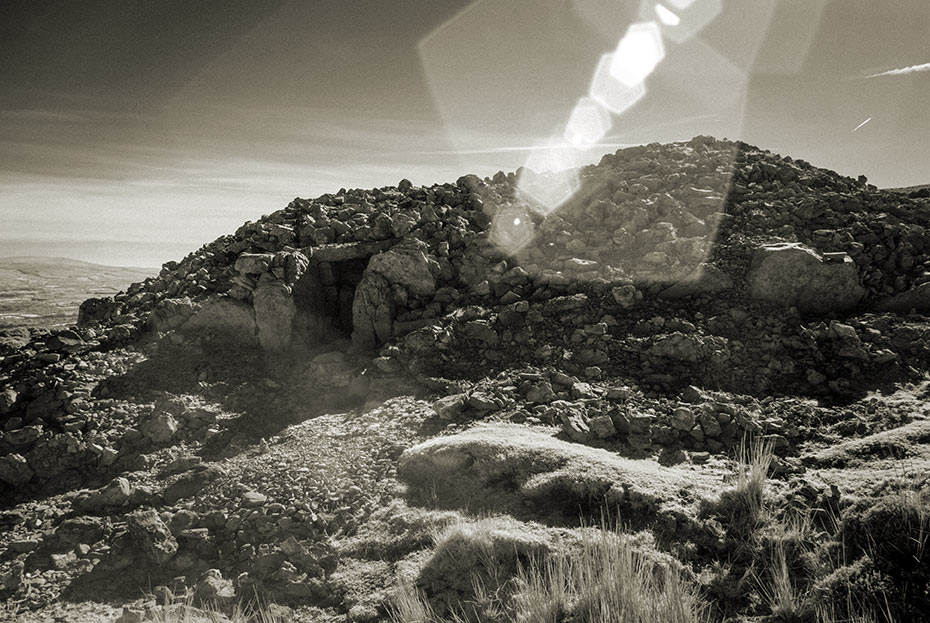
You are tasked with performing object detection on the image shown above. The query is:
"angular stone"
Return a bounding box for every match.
[588,414,618,439]
[670,406,695,431]
[194,568,236,607]
[163,465,227,505]
[128,509,178,565]
[352,272,394,349]
[241,491,268,508]
[526,381,557,404]
[0,453,33,485]
[433,394,467,419]
[80,477,132,511]
[366,238,436,298]
[140,413,178,444]
[235,253,275,274]
[146,297,196,334]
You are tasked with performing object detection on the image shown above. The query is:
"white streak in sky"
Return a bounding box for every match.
[866,62,930,78]
[852,117,872,132]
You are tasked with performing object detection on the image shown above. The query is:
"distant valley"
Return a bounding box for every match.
[0,257,154,329]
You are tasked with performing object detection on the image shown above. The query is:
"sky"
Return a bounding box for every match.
[1,0,928,268]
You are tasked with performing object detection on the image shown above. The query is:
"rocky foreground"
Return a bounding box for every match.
[2,137,930,622]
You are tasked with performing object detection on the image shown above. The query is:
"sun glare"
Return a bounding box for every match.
[641,0,721,44]
[654,4,681,27]
[564,97,612,146]
[589,53,647,115]
[610,21,665,88]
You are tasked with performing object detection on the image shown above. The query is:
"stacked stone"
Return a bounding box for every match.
[5,135,930,495]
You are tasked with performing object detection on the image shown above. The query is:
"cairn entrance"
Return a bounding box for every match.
[291,241,393,345]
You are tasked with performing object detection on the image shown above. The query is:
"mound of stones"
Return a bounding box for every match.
[4,137,930,490]
[3,136,930,613]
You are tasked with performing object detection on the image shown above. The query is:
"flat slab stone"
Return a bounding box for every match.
[310,240,393,263]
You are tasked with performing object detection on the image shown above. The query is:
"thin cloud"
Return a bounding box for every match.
[866,62,930,78]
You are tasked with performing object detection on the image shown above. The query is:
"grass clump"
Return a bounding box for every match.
[724,436,776,535]
[389,519,706,623]
[514,528,704,623]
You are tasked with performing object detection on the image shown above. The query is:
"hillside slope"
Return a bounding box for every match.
[2,137,930,623]
[0,257,152,330]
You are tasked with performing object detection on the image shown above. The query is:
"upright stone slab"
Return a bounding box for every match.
[351,238,436,349]
[253,281,297,351]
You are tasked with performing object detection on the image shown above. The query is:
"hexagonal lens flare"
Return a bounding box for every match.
[654,4,681,26]
[589,53,646,115]
[517,141,582,215]
[490,205,537,255]
[639,0,721,44]
[610,21,665,87]
[564,97,612,146]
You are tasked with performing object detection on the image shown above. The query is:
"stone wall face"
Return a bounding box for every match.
[63,137,930,362]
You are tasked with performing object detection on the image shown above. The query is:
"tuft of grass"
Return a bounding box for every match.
[390,581,438,623]
[732,435,776,529]
[560,527,703,623]
[390,519,706,623]
[759,538,801,620]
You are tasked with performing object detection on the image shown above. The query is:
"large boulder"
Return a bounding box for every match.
[745,243,865,314]
[127,509,178,565]
[0,453,34,486]
[77,296,124,327]
[351,239,436,349]
[398,423,717,527]
[146,297,196,334]
[365,238,436,298]
[182,297,257,345]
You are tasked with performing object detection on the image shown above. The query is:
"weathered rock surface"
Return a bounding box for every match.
[873,282,930,314]
[253,281,297,351]
[182,297,257,343]
[4,136,930,620]
[746,243,866,313]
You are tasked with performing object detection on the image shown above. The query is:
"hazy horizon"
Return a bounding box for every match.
[2,0,929,268]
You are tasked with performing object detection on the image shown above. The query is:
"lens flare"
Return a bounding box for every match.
[517,141,582,214]
[655,4,681,26]
[639,0,721,44]
[610,21,665,87]
[589,53,647,115]
[490,205,537,255]
[565,97,612,146]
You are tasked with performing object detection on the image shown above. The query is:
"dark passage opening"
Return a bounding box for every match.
[292,257,369,344]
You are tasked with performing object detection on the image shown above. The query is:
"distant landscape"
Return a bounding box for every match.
[0,257,154,329]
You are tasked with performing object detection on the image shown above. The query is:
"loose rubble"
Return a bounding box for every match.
[2,137,930,621]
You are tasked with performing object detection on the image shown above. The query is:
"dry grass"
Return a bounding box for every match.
[540,527,704,623]
[732,435,776,528]
[143,592,292,623]
[390,520,705,623]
